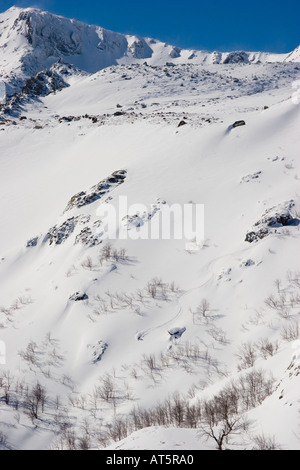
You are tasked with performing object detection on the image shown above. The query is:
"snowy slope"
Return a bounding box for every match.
[0,8,300,452]
[285,45,300,62]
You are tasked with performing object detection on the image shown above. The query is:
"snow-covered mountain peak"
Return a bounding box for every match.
[285,45,300,62]
[0,6,298,98]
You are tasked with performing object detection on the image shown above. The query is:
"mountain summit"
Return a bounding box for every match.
[0,7,299,95]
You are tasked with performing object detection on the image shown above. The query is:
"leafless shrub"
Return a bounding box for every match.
[109,417,132,442]
[281,321,299,342]
[238,370,275,410]
[81,256,94,271]
[143,354,157,372]
[97,374,116,404]
[288,271,300,289]
[274,279,282,294]
[207,326,228,345]
[18,341,38,365]
[265,295,279,310]
[276,293,291,319]
[257,338,279,360]
[237,342,257,371]
[147,281,157,299]
[198,299,210,318]
[136,289,145,304]
[252,433,281,450]
[101,243,112,261]
[119,248,127,261]
[78,435,90,450]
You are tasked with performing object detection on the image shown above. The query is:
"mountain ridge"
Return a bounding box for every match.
[0,6,299,96]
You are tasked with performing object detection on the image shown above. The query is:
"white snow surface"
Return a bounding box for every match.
[0,7,300,452]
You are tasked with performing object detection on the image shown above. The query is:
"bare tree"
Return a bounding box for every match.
[147,281,157,299]
[26,382,47,421]
[281,321,299,342]
[200,396,245,450]
[97,373,116,405]
[101,243,113,261]
[274,279,282,294]
[198,299,210,318]
[257,338,279,360]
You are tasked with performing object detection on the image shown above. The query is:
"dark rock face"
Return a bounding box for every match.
[169,47,181,59]
[2,61,85,115]
[26,237,39,247]
[168,327,187,339]
[22,68,68,97]
[15,10,82,56]
[91,341,108,363]
[232,120,246,128]
[129,39,153,59]
[69,292,89,302]
[224,51,250,64]
[75,227,103,247]
[245,200,296,243]
[48,217,78,245]
[245,229,269,243]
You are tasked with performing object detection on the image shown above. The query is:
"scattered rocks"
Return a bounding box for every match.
[245,229,269,243]
[26,237,39,248]
[48,217,79,245]
[168,327,186,339]
[69,292,89,302]
[64,170,127,212]
[75,227,103,247]
[232,120,246,128]
[245,200,297,243]
[241,259,255,267]
[122,198,166,231]
[241,171,262,183]
[90,341,108,364]
[22,68,69,97]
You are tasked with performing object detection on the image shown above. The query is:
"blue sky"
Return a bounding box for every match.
[0,0,299,53]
